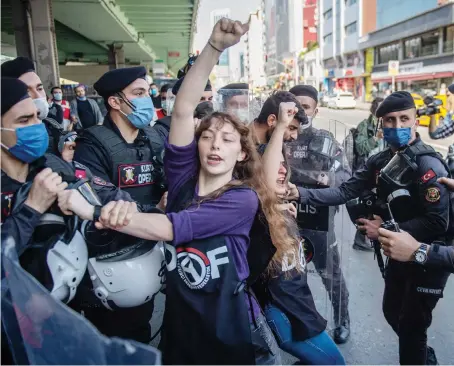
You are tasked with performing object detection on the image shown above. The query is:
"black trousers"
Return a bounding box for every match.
[304,231,350,323]
[383,260,450,365]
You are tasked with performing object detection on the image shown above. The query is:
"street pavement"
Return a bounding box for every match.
[149,107,454,364]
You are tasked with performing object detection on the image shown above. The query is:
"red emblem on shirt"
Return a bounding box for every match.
[421,169,436,183]
[75,169,86,179]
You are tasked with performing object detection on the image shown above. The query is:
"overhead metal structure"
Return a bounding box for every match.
[1,0,200,74]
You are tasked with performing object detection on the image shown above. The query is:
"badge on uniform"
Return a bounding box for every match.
[420,169,437,184]
[92,176,114,187]
[75,169,86,179]
[425,187,441,203]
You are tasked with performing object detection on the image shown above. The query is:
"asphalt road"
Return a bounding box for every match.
[149,107,454,364]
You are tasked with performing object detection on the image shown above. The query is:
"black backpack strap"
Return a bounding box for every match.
[406,144,452,178]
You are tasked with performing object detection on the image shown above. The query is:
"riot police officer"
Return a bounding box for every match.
[287,91,452,364]
[72,66,165,343]
[74,66,165,210]
[1,57,63,155]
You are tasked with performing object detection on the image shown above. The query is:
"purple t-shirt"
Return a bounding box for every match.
[164,139,261,320]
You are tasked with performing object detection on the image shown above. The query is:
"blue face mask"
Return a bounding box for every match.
[1,123,49,163]
[121,97,155,129]
[151,89,158,96]
[53,93,63,101]
[77,96,87,101]
[383,127,412,148]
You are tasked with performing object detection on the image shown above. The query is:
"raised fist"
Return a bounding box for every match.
[209,18,250,52]
[278,102,298,127]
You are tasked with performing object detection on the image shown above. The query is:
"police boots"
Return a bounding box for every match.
[334,315,350,344]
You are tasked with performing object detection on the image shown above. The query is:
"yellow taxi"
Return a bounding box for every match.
[412,93,447,127]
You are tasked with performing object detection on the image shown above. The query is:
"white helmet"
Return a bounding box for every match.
[87,240,165,311]
[36,214,88,303]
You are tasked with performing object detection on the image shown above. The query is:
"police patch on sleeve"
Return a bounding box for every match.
[92,176,114,187]
[420,169,437,184]
[425,187,441,203]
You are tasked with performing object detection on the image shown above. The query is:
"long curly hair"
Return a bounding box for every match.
[195,112,302,274]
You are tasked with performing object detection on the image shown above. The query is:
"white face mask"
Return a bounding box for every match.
[34,97,49,120]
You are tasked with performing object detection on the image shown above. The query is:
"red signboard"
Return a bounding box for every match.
[168,51,180,58]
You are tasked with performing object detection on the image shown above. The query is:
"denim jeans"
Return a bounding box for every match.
[265,305,346,365]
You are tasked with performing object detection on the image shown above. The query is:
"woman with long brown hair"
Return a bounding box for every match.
[57,18,300,365]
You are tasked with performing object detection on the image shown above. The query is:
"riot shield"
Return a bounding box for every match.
[285,121,354,331]
[165,88,176,116]
[213,88,253,124]
[1,235,161,365]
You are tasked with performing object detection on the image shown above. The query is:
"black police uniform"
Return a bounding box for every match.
[298,133,451,364]
[71,67,164,344]
[286,127,351,335]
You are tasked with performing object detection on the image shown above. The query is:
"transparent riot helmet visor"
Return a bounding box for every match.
[214,89,251,124]
[166,89,176,115]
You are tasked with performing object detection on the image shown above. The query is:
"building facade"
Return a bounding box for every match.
[244,10,266,89]
[360,1,454,99]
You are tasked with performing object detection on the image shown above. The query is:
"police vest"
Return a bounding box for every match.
[82,125,162,205]
[160,177,274,365]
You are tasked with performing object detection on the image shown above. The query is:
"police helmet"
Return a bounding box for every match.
[32,214,88,304]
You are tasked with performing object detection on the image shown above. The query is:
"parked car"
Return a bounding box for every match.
[327,92,357,109]
[319,92,334,107]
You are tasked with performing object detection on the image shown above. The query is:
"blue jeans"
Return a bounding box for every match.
[264,305,346,365]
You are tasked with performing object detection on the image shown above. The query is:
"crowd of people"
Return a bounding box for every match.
[1,17,454,365]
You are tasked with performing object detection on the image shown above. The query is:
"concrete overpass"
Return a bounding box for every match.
[1,0,200,89]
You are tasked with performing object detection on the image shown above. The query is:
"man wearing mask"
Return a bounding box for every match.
[50,86,71,130]
[72,66,165,343]
[70,84,103,130]
[1,57,63,155]
[286,91,451,364]
[289,84,352,344]
[150,83,161,109]
[218,83,250,123]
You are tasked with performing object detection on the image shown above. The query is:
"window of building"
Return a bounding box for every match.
[324,33,333,44]
[443,25,454,54]
[376,42,399,64]
[404,31,439,59]
[345,22,357,36]
[345,0,357,6]
[324,8,332,20]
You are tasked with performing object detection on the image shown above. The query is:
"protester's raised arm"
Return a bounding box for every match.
[169,18,249,147]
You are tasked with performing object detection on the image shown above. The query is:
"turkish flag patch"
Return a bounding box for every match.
[75,169,86,179]
[420,169,436,183]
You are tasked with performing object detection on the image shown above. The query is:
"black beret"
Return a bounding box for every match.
[172,76,211,95]
[375,91,415,118]
[1,77,30,115]
[1,57,35,78]
[289,85,318,103]
[94,66,147,99]
[448,83,454,94]
[219,83,249,90]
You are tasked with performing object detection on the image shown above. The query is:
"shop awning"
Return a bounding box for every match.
[371,71,454,83]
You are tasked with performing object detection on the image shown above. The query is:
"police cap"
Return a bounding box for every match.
[1,57,35,78]
[94,66,147,99]
[375,91,415,118]
[289,85,318,103]
[172,76,211,95]
[1,77,30,116]
[448,83,454,94]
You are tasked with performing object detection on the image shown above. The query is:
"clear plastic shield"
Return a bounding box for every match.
[213,89,253,124]
[1,235,161,365]
[285,121,353,331]
[166,89,176,116]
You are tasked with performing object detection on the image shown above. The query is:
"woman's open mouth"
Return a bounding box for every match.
[207,154,223,166]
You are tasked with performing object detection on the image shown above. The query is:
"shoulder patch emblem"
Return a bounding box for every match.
[425,187,440,203]
[92,176,114,187]
[420,169,436,183]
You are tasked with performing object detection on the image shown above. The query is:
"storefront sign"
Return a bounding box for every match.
[399,62,423,74]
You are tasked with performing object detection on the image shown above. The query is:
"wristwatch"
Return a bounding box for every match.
[93,205,102,222]
[414,243,429,264]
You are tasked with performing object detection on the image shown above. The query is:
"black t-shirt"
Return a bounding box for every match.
[77,99,96,129]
